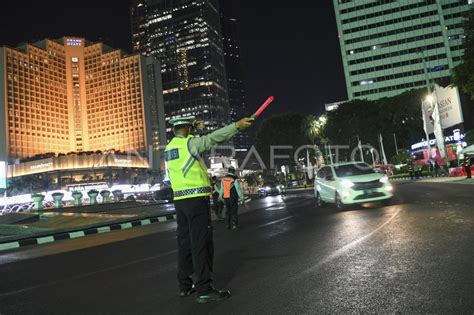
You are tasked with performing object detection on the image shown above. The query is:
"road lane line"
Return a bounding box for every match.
[0,249,178,298]
[256,216,293,228]
[307,207,402,272]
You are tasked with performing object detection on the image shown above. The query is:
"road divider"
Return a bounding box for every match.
[0,214,177,252]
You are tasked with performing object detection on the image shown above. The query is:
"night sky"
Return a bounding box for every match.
[0,0,347,117]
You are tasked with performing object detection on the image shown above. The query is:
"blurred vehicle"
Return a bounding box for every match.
[259,182,283,197]
[314,162,393,210]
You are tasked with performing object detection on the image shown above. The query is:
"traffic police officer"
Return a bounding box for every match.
[165,115,253,304]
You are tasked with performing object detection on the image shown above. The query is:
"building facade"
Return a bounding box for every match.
[0,37,166,170]
[220,8,252,153]
[333,0,471,100]
[131,0,230,137]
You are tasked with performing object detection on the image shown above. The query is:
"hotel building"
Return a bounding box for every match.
[0,37,166,180]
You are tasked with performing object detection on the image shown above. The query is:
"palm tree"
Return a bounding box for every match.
[302,115,319,145]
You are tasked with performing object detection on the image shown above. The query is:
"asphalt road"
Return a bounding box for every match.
[0,181,473,314]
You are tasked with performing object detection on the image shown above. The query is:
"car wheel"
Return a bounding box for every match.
[316,192,324,208]
[335,193,345,210]
[382,198,392,206]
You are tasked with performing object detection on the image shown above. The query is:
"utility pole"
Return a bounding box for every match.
[420,50,433,159]
[393,133,399,156]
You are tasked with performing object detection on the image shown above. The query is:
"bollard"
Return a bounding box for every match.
[72,191,83,206]
[87,189,99,205]
[52,192,64,209]
[100,190,111,203]
[31,193,45,213]
[112,189,123,202]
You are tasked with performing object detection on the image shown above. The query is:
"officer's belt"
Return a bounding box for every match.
[174,187,212,198]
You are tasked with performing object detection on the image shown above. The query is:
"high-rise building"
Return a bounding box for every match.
[130,0,230,137]
[220,6,252,153]
[0,37,166,170]
[333,0,471,100]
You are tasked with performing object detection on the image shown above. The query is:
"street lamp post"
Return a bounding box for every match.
[370,148,376,168]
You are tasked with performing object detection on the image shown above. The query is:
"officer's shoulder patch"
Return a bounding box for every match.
[165,148,179,162]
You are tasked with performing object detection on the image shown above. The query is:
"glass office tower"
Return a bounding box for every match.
[131,0,230,137]
[333,0,471,100]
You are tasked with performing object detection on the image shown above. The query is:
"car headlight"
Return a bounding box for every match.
[385,185,393,192]
[342,191,351,198]
[265,186,271,191]
[341,179,354,188]
[380,176,389,184]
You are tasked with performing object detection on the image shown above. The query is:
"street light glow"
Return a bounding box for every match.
[426,95,434,103]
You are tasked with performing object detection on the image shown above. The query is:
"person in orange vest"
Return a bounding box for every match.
[219,166,244,230]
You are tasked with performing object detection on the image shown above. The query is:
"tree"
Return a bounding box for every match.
[302,115,318,145]
[323,89,425,162]
[390,149,410,165]
[243,172,262,187]
[453,6,474,99]
[255,113,310,168]
[465,129,474,145]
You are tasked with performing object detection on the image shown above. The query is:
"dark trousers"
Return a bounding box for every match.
[225,197,239,228]
[212,193,223,218]
[174,197,214,294]
[466,166,472,178]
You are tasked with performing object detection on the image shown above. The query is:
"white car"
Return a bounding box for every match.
[314,162,393,210]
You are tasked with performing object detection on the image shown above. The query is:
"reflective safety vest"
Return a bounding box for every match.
[165,135,211,200]
[221,176,236,199]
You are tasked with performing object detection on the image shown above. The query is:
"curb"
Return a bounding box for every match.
[0,213,177,252]
[390,176,431,181]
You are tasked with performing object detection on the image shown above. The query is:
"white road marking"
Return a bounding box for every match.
[256,216,293,228]
[306,207,402,272]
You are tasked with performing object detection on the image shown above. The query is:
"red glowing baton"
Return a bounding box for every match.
[253,96,275,118]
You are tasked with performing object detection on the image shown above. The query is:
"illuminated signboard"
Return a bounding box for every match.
[66,38,82,46]
[30,162,53,170]
[0,161,6,189]
[411,131,466,151]
[67,183,109,192]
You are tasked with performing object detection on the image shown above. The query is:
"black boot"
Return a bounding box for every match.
[179,287,196,297]
[196,287,231,304]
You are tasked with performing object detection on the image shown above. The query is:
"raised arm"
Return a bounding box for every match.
[187,118,254,156]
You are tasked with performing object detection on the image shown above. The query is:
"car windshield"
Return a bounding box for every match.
[334,163,375,177]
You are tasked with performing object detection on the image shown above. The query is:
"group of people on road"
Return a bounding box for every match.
[211,167,245,230]
[164,115,253,304]
[408,156,472,179]
[429,159,442,178]
[407,161,423,180]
